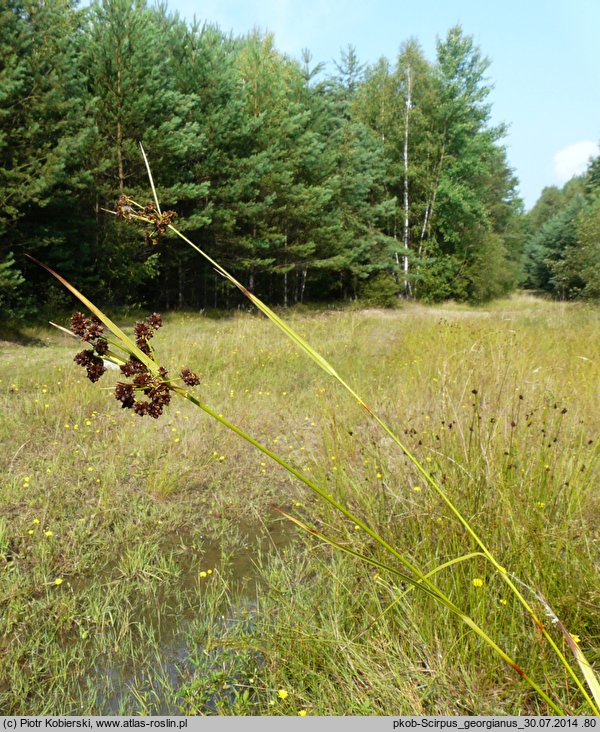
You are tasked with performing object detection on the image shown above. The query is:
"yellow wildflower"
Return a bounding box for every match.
[277,689,289,700]
[472,578,484,588]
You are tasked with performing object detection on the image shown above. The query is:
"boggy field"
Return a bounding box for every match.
[0,297,598,715]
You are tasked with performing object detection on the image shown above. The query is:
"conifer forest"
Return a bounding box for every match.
[2,0,599,320]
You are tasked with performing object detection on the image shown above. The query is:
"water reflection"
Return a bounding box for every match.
[78,518,293,715]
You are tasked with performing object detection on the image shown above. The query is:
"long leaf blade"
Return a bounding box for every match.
[27,255,159,375]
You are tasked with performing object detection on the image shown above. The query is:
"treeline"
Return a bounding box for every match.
[2,0,524,318]
[522,157,600,300]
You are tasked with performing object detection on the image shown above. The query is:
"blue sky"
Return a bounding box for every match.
[147,0,600,208]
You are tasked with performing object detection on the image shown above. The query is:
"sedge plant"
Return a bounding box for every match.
[30,149,600,715]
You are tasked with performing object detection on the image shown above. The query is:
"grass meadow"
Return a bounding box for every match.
[0,295,598,715]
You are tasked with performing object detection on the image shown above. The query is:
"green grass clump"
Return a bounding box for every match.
[1,297,599,714]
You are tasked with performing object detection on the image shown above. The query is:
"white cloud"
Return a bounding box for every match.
[553,140,599,183]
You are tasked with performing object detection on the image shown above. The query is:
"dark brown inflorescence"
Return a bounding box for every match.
[133,312,162,355]
[118,365,172,419]
[71,312,106,344]
[115,195,177,245]
[74,349,106,383]
[180,367,201,387]
[71,312,108,383]
[71,311,200,419]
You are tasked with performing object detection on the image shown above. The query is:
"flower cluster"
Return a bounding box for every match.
[115,195,177,245]
[180,367,201,387]
[71,312,108,382]
[133,312,162,355]
[71,311,200,419]
[115,364,172,419]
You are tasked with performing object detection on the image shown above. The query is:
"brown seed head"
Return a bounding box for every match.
[133,372,153,390]
[116,195,136,221]
[147,313,162,330]
[120,358,146,377]
[95,338,109,356]
[115,382,135,409]
[180,367,201,387]
[71,312,88,337]
[74,349,106,383]
[133,400,151,416]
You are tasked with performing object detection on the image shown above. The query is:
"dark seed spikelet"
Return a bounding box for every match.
[70,312,88,338]
[115,382,135,409]
[95,338,109,356]
[70,312,104,343]
[134,321,153,341]
[74,349,94,367]
[120,358,147,377]
[87,361,106,383]
[180,367,201,387]
[133,372,153,390]
[115,194,135,221]
[147,313,162,330]
[71,312,109,382]
[133,400,151,416]
[134,313,163,354]
[86,319,104,341]
[74,349,106,383]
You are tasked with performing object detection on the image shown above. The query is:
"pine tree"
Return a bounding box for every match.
[522,177,586,293]
[81,0,208,305]
[530,155,600,300]
[0,0,91,311]
[418,25,520,302]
